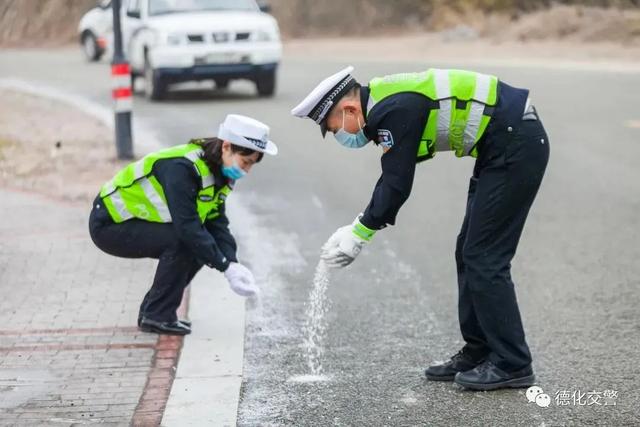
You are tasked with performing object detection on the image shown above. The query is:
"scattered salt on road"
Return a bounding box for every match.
[301,260,331,376]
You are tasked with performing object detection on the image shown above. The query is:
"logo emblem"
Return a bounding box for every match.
[134,203,150,219]
[377,129,394,149]
[526,386,551,408]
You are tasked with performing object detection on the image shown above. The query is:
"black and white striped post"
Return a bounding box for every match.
[111,0,133,160]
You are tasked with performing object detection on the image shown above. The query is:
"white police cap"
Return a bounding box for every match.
[291,66,357,137]
[218,114,278,156]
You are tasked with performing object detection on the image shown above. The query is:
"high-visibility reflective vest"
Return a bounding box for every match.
[368,69,499,160]
[100,143,232,224]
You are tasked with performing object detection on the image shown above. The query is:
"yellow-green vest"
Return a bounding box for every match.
[100,143,232,224]
[368,69,499,160]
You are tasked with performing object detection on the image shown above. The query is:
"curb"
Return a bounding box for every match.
[161,270,246,427]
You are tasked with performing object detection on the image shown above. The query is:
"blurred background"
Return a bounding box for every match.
[1,0,640,47]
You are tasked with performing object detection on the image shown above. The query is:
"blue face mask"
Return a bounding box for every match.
[221,160,246,180]
[334,111,369,149]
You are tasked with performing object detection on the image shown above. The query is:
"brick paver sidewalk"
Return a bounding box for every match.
[0,189,185,426]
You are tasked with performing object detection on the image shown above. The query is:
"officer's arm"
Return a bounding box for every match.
[205,207,238,264]
[154,159,231,271]
[359,105,424,230]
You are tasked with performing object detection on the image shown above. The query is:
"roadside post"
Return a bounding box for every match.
[111,0,134,159]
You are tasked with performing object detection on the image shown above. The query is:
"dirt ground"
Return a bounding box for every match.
[284,33,640,71]
[0,89,126,203]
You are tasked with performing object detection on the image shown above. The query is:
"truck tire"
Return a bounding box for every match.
[144,59,167,101]
[214,79,229,90]
[81,31,103,62]
[256,70,276,97]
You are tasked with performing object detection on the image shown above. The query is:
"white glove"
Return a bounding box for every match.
[321,216,376,268]
[224,262,258,297]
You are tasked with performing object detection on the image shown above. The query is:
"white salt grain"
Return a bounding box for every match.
[302,260,331,375]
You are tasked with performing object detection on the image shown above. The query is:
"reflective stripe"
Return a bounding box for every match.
[184,150,201,163]
[433,70,452,151]
[473,73,491,104]
[110,191,133,221]
[433,69,451,98]
[139,178,172,222]
[463,101,485,155]
[111,75,131,90]
[114,97,132,113]
[133,160,145,179]
[184,150,213,188]
[461,74,492,155]
[103,180,116,195]
[202,174,215,188]
[436,100,452,151]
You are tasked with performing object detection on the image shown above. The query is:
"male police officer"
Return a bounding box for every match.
[291,67,549,391]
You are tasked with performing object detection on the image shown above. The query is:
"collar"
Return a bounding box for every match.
[360,85,370,121]
[360,86,376,141]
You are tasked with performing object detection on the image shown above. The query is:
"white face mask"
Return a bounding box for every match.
[334,110,369,149]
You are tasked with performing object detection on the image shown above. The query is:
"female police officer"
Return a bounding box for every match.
[292,67,549,391]
[89,114,277,335]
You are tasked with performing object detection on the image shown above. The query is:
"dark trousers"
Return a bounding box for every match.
[456,116,550,371]
[88,199,203,323]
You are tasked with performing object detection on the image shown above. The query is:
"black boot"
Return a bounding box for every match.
[454,360,535,391]
[139,317,191,336]
[425,350,486,381]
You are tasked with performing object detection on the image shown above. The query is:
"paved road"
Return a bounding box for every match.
[2,47,639,426]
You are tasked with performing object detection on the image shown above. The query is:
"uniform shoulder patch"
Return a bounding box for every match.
[377,129,394,149]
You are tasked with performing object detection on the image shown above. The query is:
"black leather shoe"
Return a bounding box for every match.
[454,360,535,391]
[425,350,485,381]
[139,318,191,336]
[138,315,190,328]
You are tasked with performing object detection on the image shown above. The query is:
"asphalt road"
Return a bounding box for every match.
[1,46,639,426]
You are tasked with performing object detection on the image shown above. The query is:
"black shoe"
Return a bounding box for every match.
[138,315,190,328]
[425,350,485,381]
[139,317,191,336]
[454,360,535,391]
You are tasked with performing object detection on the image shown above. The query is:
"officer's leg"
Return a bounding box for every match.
[425,172,491,381]
[137,259,201,326]
[456,175,490,359]
[142,241,202,323]
[89,202,194,323]
[462,119,549,371]
[89,199,176,259]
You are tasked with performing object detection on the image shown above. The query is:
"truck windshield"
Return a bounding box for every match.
[149,0,258,16]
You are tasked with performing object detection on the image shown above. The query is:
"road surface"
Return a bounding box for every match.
[1,45,638,426]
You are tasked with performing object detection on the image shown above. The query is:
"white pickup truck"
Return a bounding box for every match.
[120,0,282,100]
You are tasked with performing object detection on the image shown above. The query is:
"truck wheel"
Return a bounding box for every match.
[256,70,276,97]
[82,32,103,62]
[144,60,167,101]
[214,79,229,90]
